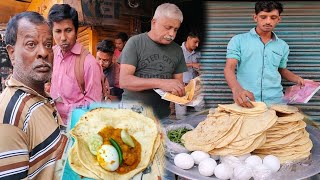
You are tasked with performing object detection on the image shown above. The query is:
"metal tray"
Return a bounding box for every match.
[164,114,320,180]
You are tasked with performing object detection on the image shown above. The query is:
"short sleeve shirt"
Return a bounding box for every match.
[226,28,289,104]
[119,32,187,118]
[181,42,201,83]
[0,77,64,180]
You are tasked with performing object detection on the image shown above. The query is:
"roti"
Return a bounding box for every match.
[69,108,159,180]
[217,102,268,115]
[182,113,242,152]
[68,143,100,179]
[270,104,299,114]
[163,77,198,104]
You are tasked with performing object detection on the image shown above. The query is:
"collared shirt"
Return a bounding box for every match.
[226,28,289,105]
[181,42,201,84]
[0,77,64,180]
[50,42,103,124]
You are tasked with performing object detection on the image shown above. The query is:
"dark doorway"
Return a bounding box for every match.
[140,0,204,47]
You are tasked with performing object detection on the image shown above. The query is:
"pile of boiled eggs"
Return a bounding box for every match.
[174,151,281,180]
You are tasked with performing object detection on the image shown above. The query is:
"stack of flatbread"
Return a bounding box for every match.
[181,103,313,164]
[253,105,313,164]
[182,102,277,156]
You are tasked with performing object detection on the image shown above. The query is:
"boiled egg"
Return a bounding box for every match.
[97,144,119,171]
[220,155,242,168]
[198,158,217,177]
[263,155,280,172]
[252,164,272,179]
[233,165,253,180]
[174,153,194,170]
[191,151,210,164]
[245,155,262,168]
[214,163,233,180]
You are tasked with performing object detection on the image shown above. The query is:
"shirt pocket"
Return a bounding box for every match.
[270,50,283,68]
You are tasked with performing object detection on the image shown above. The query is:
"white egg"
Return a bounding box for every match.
[263,155,281,172]
[252,164,272,180]
[220,155,242,168]
[210,154,220,160]
[236,153,251,161]
[191,151,210,164]
[174,153,194,170]
[97,144,119,171]
[233,165,253,180]
[214,163,233,180]
[198,158,217,177]
[245,155,262,168]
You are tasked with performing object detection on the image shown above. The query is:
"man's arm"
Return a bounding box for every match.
[279,68,305,86]
[186,62,200,69]
[224,58,254,108]
[173,73,183,82]
[119,64,185,97]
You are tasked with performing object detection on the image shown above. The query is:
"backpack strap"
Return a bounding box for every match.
[74,47,89,95]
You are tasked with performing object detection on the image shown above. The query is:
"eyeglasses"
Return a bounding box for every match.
[98,59,112,65]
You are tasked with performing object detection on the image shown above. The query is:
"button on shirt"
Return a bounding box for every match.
[50,43,103,124]
[226,28,289,104]
[181,42,201,84]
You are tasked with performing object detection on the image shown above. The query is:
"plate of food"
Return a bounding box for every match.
[164,103,320,180]
[60,102,164,180]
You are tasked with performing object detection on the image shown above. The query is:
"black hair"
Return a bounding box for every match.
[115,32,129,42]
[48,4,79,33]
[255,1,283,15]
[5,11,47,46]
[187,31,201,41]
[97,40,115,55]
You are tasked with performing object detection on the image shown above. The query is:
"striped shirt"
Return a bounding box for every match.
[0,77,64,180]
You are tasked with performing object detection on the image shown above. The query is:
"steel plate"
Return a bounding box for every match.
[164,114,320,180]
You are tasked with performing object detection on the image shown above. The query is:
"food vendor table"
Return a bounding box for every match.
[163,112,320,180]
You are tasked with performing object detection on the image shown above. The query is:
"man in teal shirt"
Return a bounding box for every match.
[224,1,304,108]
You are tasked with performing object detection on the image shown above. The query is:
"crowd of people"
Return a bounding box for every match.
[0,1,310,179]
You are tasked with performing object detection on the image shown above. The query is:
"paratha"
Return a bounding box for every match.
[69,108,159,180]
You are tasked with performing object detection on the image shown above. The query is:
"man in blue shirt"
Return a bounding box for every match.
[224,1,304,108]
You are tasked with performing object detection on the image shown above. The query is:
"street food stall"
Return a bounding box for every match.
[163,103,320,179]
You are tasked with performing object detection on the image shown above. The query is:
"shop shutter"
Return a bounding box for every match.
[77,27,90,50]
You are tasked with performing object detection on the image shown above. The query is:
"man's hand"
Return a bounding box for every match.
[192,63,200,70]
[232,88,255,108]
[160,79,185,97]
[296,76,305,88]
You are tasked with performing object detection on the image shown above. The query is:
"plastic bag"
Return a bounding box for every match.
[283,79,320,103]
[163,123,194,160]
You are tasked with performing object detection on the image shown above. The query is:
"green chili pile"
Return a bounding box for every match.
[167,127,191,145]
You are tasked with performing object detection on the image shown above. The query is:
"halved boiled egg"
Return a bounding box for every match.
[97,144,119,171]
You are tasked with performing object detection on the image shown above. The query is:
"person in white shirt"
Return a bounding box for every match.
[181,31,201,84]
